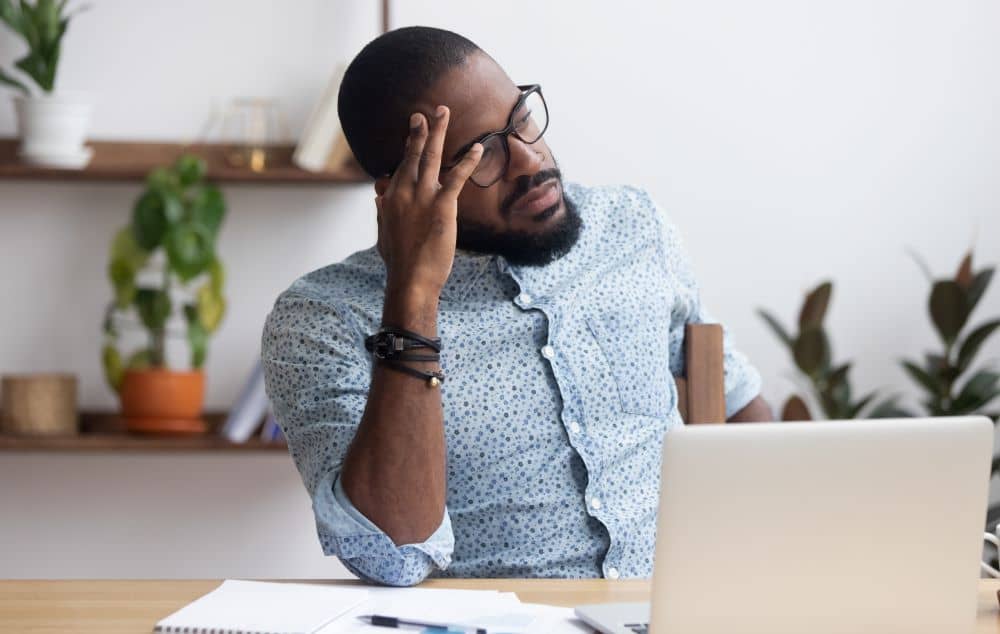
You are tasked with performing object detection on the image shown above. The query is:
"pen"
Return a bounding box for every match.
[357,613,487,634]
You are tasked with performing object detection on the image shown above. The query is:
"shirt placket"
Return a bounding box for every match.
[501,258,620,578]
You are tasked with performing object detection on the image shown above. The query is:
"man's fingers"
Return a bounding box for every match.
[419,105,449,186]
[439,143,483,196]
[395,112,428,187]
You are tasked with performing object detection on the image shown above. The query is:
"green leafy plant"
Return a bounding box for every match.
[101,155,227,392]
[759,281,907,420]
[0,0,87,96]
[901,250,1000,420]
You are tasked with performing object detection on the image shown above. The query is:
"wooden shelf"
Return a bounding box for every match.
[0,138,371,185]
[0,411,288,452]
[0,434,287,452]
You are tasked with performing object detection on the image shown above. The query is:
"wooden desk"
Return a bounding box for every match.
[2,578,999,633]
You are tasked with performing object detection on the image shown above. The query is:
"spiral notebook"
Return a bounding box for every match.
[153,579,369,634]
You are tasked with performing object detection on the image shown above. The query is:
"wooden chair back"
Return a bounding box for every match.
[674,323,726,424]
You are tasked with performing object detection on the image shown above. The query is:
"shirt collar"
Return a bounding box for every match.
[439,248,495,302]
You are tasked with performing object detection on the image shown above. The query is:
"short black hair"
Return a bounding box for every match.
[338,26,482,178]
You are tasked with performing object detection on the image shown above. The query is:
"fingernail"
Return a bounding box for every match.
[410,113,421,128]
[435,105,447,117]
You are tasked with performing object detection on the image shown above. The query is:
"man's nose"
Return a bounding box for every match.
[503,135,544,182]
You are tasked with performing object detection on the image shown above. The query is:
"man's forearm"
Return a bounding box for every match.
[340,288,447,545]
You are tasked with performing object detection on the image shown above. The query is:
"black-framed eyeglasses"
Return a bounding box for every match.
[443,84,549,188]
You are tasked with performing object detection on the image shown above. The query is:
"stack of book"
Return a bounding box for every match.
[292,62,355,173]
[220,361,283,444]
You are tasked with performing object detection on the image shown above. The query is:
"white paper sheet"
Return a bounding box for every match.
[154,579,370,634]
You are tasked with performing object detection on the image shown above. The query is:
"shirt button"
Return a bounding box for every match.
[540,345,555,359]
[568,420,581,434]
[590,497,602,510]
[517,292,532,305]
[606,567,620,580]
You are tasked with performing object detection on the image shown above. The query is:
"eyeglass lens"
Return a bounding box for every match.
[470,90,548,187]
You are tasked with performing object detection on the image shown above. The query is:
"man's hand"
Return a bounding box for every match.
[375,106,483,302]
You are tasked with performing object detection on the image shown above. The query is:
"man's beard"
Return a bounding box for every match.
[455,168,583,267]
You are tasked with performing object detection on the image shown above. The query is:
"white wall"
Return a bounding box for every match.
[1,0,999,578]
[0,453,352,579]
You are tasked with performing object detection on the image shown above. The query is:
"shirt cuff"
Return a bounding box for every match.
[724,363,763,419]
[310,469,454,586]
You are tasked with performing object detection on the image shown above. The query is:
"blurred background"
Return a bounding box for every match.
[1,0,998,579]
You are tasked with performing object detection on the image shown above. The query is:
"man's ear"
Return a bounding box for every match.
[374,176,391,196]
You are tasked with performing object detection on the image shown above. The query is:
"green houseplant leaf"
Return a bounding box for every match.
[110,225,148,268]
[146,166,180,193]
[929,280,970,344]
[165,222,214,282]
[757,309,793,349]
[0,67,30,96]
[132,190,181,250]
[175,154,206,186]
[183,304,207,369]
[953,371,1000,413]
[902,359,941,396]
[108,257,135,309]
[125,348,153,370]
[847,391,877,418]
[196,283,225,332]
[208,257,224,294]
[134,288,171,331]
[101,343,123,392]
[958,319,1000,373]
[107,226,148,308]
[798,281,832,330]
[188,184,226,236]
[968,268,995,313]
[867,397,913,419]
[793,327,829,377]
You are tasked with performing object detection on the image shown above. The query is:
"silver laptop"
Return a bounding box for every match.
[575,417,993,634]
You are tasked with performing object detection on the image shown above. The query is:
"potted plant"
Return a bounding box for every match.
[758,281,909,420]
[0,0,92,167]
[101,154,227,434]
[901,249,999,419]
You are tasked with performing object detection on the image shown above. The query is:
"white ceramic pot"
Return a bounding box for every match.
[14,93,93,168]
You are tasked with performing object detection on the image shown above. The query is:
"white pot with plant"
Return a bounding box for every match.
[0,0,92,168]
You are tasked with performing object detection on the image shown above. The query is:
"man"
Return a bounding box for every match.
[261,26,771,587]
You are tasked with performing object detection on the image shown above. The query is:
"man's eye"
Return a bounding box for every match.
[515,110,532,129]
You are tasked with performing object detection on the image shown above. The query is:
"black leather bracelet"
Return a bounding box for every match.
[392,352,441,362]
[376,326,442,351]
[365,327,442,360]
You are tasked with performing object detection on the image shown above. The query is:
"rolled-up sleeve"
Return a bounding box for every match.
[261,291,455,585]
[642,189,764,418]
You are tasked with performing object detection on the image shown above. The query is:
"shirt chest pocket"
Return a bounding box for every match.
[583,290,676,419]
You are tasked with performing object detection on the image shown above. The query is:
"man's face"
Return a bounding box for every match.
[409,51,581,266]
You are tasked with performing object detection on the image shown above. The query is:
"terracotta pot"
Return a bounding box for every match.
[120,369,207,435]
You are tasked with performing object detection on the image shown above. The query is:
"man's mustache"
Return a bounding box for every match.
[501,168,562,217]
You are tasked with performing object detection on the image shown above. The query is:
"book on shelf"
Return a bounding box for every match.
[293,62,355,173]
[220,361,270,443]
[259,404,285,443]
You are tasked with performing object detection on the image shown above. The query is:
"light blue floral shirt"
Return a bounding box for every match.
[261,183,761,586]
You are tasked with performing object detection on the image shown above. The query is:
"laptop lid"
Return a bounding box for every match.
[649,417,993,634]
